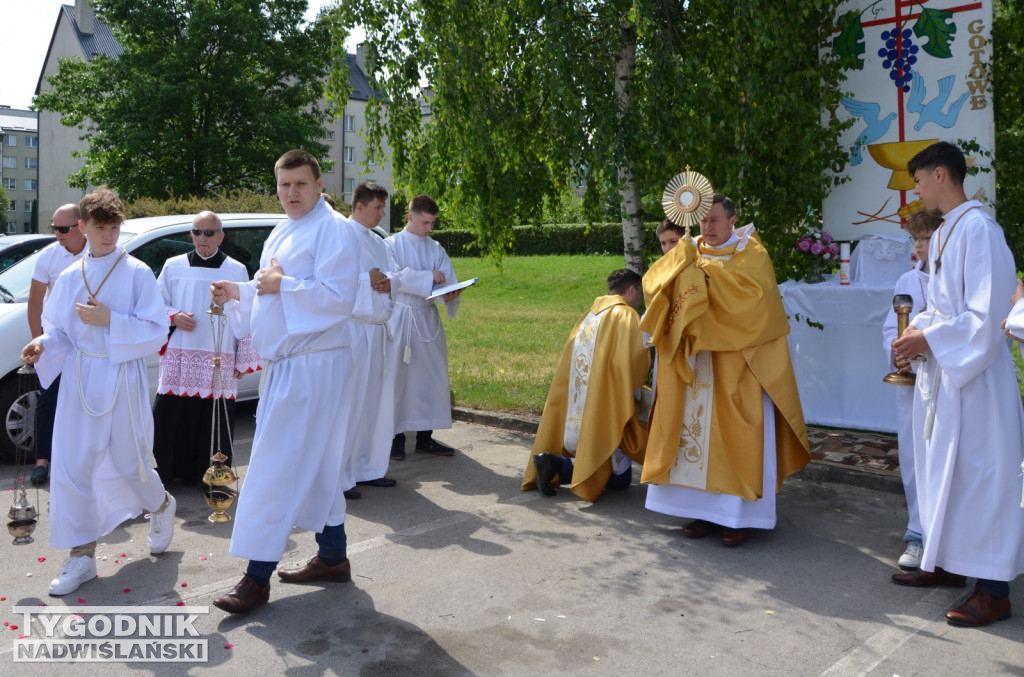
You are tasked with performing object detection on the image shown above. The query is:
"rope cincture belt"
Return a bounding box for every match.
[76,349,154,482]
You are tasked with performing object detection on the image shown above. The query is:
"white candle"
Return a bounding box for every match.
[840,242,851,285]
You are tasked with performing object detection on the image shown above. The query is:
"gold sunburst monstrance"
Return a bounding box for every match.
[662,167,714,228]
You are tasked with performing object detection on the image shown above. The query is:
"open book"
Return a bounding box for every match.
[426,277,478,301]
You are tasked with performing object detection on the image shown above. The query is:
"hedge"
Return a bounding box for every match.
[431,222,664,259]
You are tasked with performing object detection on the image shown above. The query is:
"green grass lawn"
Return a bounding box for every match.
[442,255,624,415]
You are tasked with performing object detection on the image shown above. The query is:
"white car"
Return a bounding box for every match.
[0,212,389,462]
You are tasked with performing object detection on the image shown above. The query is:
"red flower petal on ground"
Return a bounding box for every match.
[123,588,131,593]
[115,560,122,564]
[176,602,185,607]
[180,582,188,587]
[9,625,18,630]
[77,598,87,603]
[36,557,45,562]
[17,634,26,639]
[224,643,234,649]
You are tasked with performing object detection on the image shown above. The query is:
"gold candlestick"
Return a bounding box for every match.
[883,294,916,386]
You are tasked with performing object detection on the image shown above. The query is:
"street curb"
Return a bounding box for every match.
[451,406,905,495]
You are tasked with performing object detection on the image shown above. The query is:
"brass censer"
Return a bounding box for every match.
[883,294,916,386]
[8,365,40,544]
[203,298,241,522]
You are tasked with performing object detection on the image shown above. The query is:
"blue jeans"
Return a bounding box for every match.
[246,522,347,584]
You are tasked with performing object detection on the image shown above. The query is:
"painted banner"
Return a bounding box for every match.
[824,0,994,241]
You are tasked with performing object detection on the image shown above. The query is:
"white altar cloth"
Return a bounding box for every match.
[779,276,899,433]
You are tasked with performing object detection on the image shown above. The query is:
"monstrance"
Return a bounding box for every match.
[662,166,715,231]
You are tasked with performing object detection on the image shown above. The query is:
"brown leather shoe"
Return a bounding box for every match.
[945,590,1011,627]
[891,566,967,588]
[722,528,747,546]
[212,575,269,614]
[277,556,352,583]
[683,519,714,538]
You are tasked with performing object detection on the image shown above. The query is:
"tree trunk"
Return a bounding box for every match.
[614,20,645,274]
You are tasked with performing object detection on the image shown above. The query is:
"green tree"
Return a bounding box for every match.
[993,0,1024,266]
[34,0,331,200]
[325,1,849,273]
[0,183,8,232]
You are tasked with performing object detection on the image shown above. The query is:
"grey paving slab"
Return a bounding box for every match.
[0,405,1020,676]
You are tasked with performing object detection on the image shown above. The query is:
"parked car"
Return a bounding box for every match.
[0,212,387,463]
[0,234,56,273]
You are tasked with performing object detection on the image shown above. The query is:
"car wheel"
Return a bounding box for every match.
[0,376,37,464]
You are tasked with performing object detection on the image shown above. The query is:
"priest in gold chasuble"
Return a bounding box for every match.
[641,195,809,543]
[523,269,650,502]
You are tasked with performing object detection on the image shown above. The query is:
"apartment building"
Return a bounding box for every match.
[0,108,40,234]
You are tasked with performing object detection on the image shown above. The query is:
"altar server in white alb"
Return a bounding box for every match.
[881,207,942,572]
[21,189,176,597]
[152,211,261,487]
[892,141,1024,628]
[210,150,360,615]
[385,195,463,461]
[339,181,426,496]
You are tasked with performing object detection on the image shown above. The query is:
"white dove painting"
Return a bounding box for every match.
[907,74,969,131]
[841,97,897,165]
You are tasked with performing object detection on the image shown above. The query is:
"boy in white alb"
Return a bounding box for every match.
[210,150,360,614]
[385,195,463,460]
[892,141,1024,628]
[21,189,176,597]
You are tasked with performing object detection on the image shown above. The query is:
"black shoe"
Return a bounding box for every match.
[533,453,562,496]
[357,477,397,487]
[391,434,406,461]
[415,439,456,456]
[343,488,361,500]
[30,465,49,485]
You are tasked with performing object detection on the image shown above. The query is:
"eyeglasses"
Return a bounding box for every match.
[51,224,76,234]
[911,236,932,244]
[191,229,221,237]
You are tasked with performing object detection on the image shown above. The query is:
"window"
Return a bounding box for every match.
[323,164,334,173]
[24,180,37,191]
[368,154,377,167]
[344,146,354,163]
[25,157,38,170]
[326,130,335,142]
[344,115,355,132]
[24,202,32,212]
[25,137,38,149]
[3,135,15,147]
[343,178,354,195]
[2,156,15,169]
[6,200,15,212]
[1,178,15,190]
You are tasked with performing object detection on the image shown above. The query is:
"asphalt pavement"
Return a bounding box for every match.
[0,403,1021,676]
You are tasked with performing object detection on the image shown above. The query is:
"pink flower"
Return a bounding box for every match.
[828,242,839,255]
[821,231,833,243]
[796,239,811,251]
[810,242,824,255]
[823,252,832,260]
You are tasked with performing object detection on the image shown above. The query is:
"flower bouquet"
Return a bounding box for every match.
[795,229,840,283]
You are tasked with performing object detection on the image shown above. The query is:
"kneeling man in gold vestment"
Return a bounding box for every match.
[522,269,650,502]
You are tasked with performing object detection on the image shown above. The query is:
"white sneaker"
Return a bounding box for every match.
[898,544,922,570]
[48,556,97,596]
[149,492,176,554]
